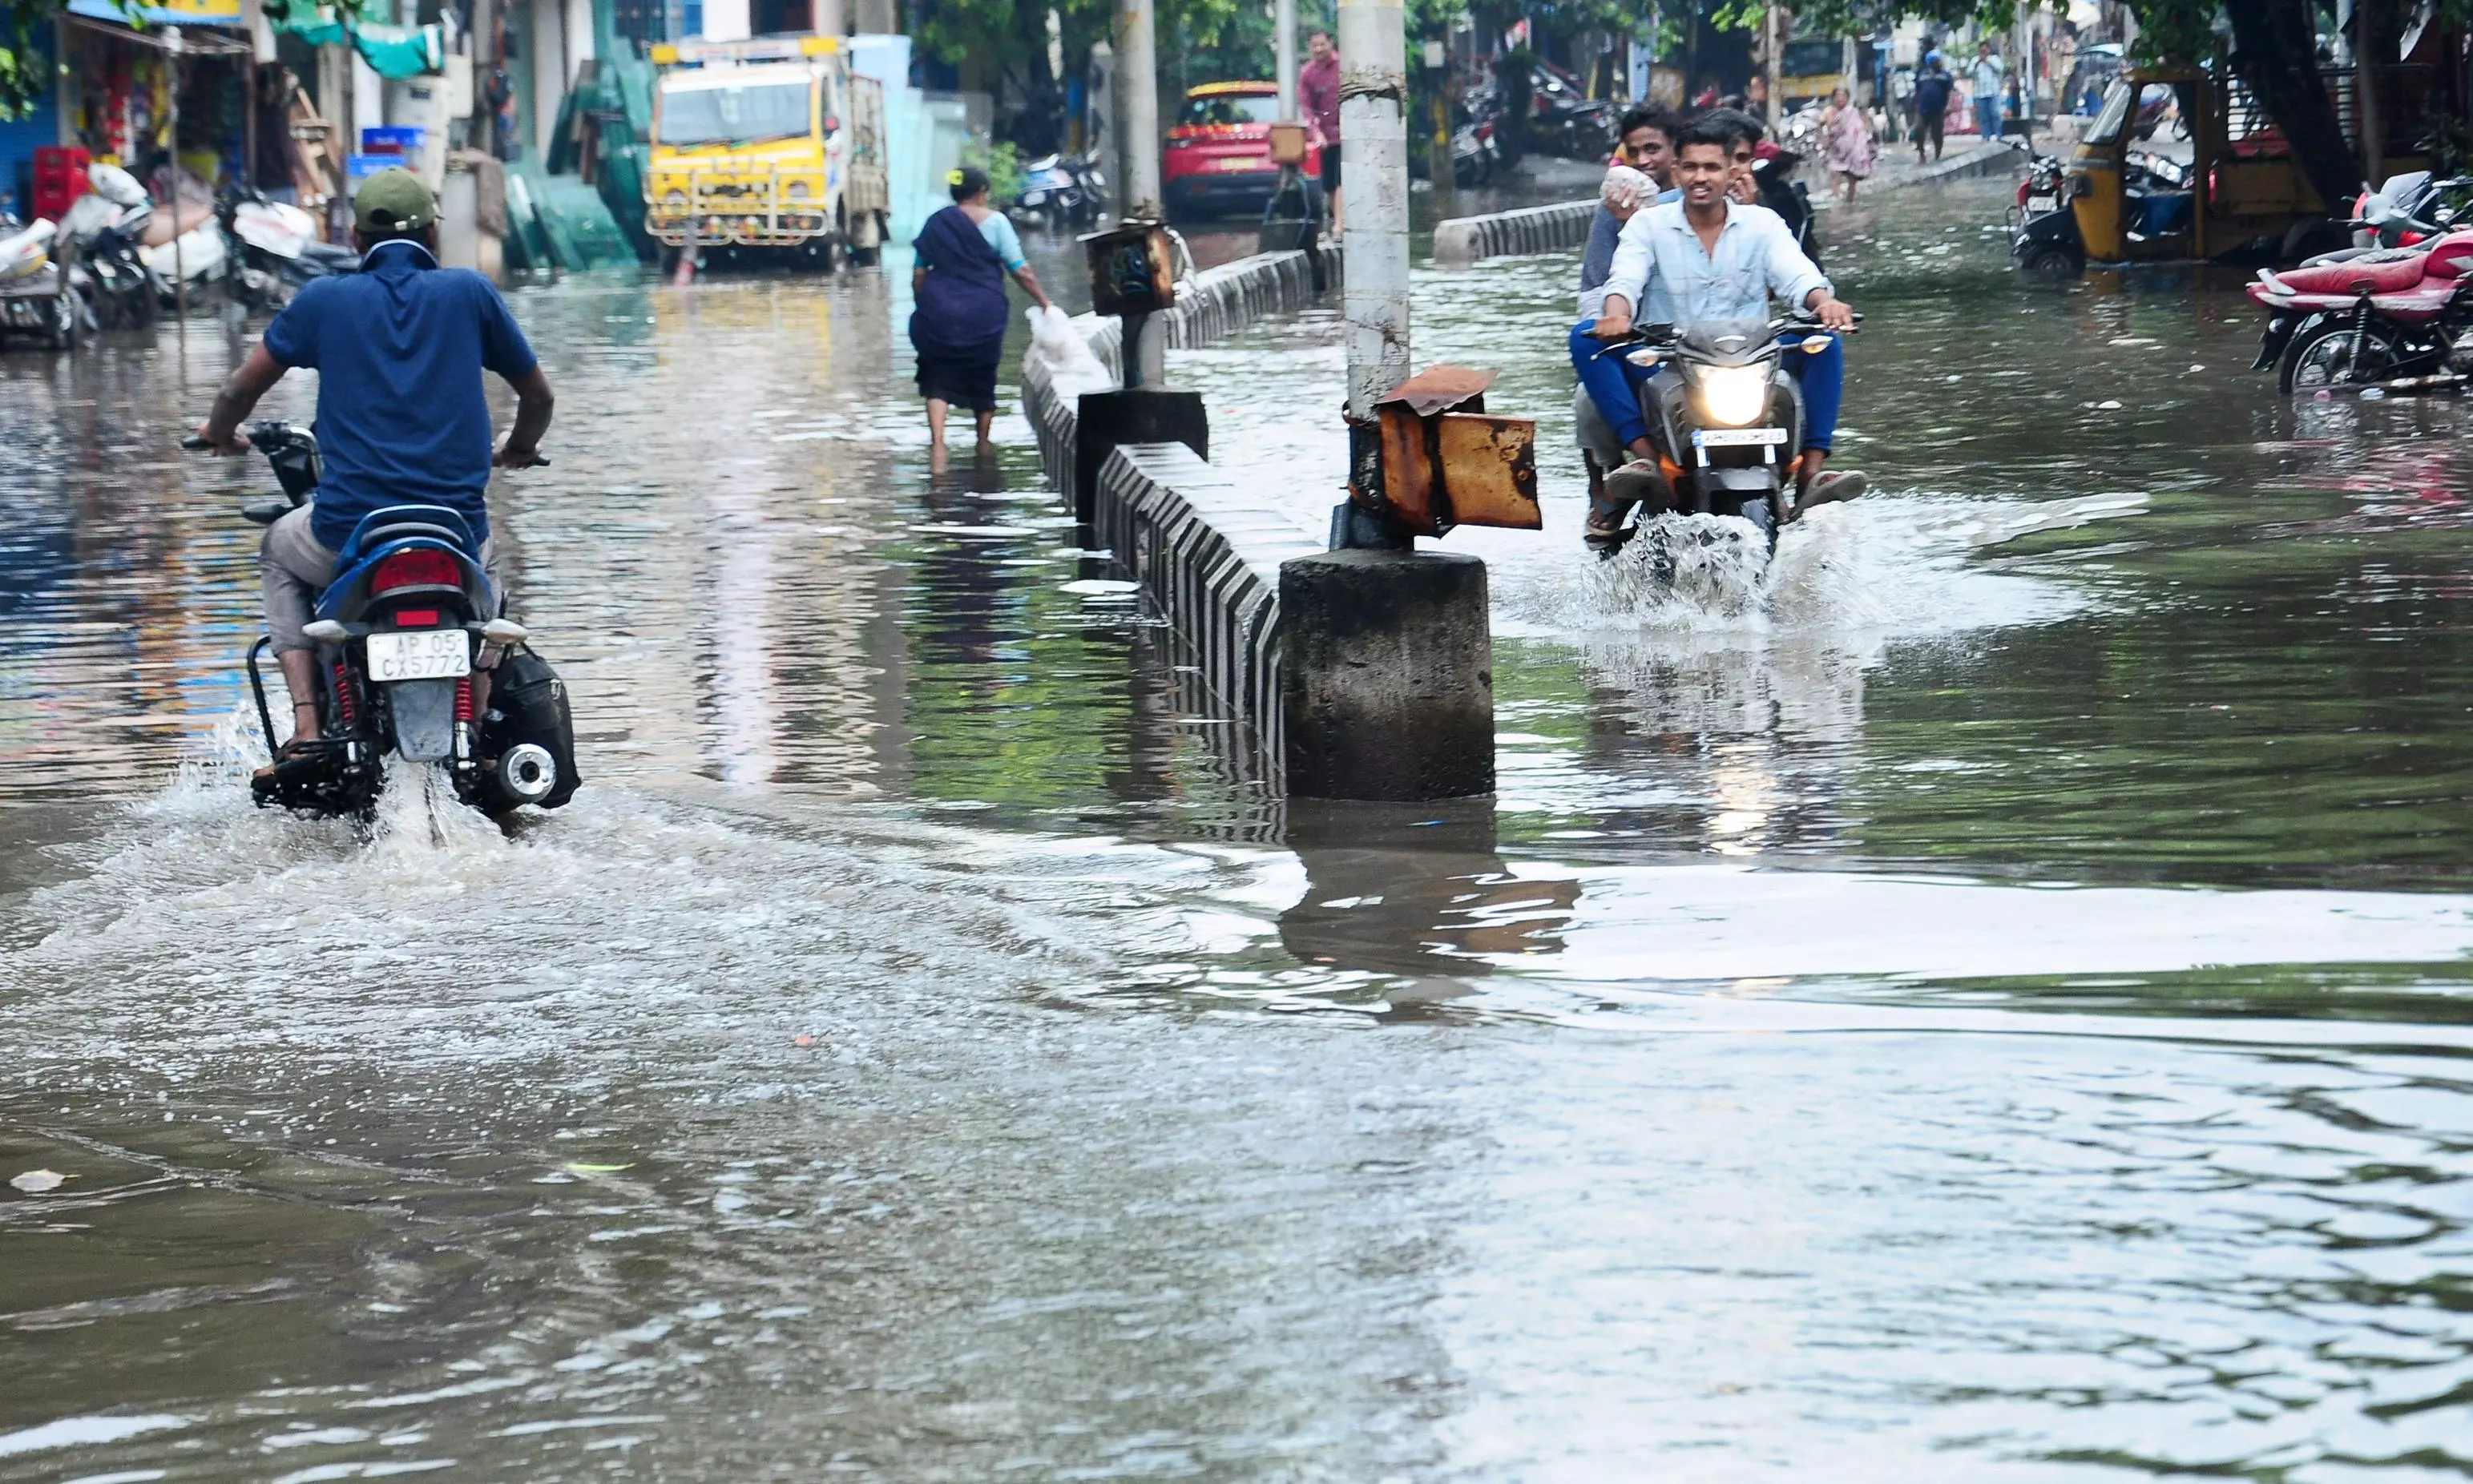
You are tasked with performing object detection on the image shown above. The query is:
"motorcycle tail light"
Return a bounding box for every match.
[393,609,441,627]
[373,550,459,591]
[2402,231,2426,245]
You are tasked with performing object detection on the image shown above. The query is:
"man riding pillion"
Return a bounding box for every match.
[196,167,553,773]
[1569,116,1865,551]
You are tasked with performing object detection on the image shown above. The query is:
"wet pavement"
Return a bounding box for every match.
[6,176,2473,1479]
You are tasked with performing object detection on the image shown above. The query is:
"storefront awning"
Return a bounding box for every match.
[63,10,256,54]
[66,0,247,29]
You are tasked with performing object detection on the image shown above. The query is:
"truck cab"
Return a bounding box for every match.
[645,34,889,267]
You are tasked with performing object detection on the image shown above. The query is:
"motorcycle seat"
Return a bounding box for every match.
[2277,252,2428,296]
[335,504,479,566]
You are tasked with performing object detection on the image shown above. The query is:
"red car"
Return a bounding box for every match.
[1162,80,1321,218]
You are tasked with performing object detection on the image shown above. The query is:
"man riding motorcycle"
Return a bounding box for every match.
[1568,115,1865,551]
[196,168,555,775]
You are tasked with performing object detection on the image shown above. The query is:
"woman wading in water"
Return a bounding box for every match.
[909,166,1055,468]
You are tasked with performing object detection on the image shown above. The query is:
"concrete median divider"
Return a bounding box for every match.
[1019,245,1341,780]
[1431,200,1597,267]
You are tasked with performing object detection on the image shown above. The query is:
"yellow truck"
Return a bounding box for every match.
[644,34,890,267]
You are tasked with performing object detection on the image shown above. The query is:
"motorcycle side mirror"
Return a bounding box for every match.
[303,619,349,645]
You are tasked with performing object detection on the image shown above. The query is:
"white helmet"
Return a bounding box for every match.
[88,163,149,209]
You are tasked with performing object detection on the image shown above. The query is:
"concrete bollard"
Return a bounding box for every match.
[1280,548,1493,800]
[1074,389,1208,525]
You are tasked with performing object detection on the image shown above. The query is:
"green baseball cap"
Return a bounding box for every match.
[354,167,437,233]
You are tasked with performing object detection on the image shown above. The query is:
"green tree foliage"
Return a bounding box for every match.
[2,0,58,120]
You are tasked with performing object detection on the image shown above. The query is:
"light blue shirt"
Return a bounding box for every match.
[976,212,1027,272]
[1601,200,1831,329]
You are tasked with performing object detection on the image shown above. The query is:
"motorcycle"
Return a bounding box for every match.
[0,215,91,350]
[1451,105,1499,187]
[1011,151,1106,232]
[1591,308,1859,554]
[226,192,361,305]
[56,163,162,331]
[1524,61,1616,159]
[2246,217,2473,393]
[183,421,581,820]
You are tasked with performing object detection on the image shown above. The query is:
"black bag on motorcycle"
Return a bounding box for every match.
[482,647,582,809]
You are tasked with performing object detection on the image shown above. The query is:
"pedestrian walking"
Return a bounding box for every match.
[907,167,1054,468]
[1971,41,2007,140]
[1299,29,1344,238]
[1821,86,1874,203]
[1911,51,1953,163]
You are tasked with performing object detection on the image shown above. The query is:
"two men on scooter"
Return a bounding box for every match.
[196,168,554,772]
[1570,115,1864,550]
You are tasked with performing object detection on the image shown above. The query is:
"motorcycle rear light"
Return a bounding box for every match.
[373,550,459,591]
[392,609,441,627]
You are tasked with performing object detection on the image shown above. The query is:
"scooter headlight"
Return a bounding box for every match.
[1694,365,1770,427]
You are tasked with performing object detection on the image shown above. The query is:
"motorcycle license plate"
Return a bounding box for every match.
[2027,194,2059,213]
[1692,428,1789,448]
[365,628,470,682]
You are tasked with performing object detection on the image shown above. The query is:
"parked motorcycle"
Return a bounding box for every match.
[1011,151,1106,232]
[226,192,360,306]
[1524,61,1616,159]
[56,163,161,330]
[2247,220,2473,393]
[140,203,232,310]
[0,215,91,350]
[183,421,581,820]
[1452,104,1499,187]
[1591,308,1860,554]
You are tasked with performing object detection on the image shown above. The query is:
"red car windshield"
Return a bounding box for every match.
[1180,94,1279,127]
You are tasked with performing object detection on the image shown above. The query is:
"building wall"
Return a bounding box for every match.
[0,25,64,217]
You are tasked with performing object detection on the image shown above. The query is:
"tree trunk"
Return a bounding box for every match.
[2221,0,2362,213]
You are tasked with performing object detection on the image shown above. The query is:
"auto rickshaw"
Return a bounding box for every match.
[2012,64,2394,272]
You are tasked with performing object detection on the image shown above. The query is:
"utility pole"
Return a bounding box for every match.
[1337,0,1407,423]
[1274,0,1297,119]
[1114,0,1164,384]
[1762,5,1783,132]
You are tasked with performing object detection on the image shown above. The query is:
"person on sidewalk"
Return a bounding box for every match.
[1821,85,1876,203]
[194,167,553,772]
[909,167,1055,470]
[1912,51,1954,162]
[1568,118,1866,550]
[1971,41,2007,141]
[1300,29,1344,238]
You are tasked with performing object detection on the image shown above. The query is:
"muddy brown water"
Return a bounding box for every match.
[3,179,2471,1479]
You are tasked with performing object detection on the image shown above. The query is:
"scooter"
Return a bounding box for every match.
[1451,107,1499,187]
[0,215,90,350]
[140,205,232,309]
[183,421,581,820]
[1012,152,1106,232]
[1592,308,1859,555]
[56,163,161,330]
[227,192,360,305]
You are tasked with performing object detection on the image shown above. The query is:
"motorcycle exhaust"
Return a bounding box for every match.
[494,743,559,804]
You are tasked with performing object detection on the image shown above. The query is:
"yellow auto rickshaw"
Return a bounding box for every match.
[2019,65,2417,269]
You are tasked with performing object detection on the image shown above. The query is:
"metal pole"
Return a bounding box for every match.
[1274,0,1297,119]
[1337,0,1406,421]
[168,26,187,323]
[1113,0,1164,385]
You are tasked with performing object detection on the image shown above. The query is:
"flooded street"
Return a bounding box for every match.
[6,177,2473,1478]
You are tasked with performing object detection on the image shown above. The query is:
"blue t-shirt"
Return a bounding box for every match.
[262,240,539,552]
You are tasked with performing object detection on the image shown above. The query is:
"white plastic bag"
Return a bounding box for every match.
[1024,303,1115,395]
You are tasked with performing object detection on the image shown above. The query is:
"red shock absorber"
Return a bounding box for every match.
[331,662,356,727]
[454,675,474,723]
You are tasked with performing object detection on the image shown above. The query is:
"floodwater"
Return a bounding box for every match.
[5,177,2473,1479]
